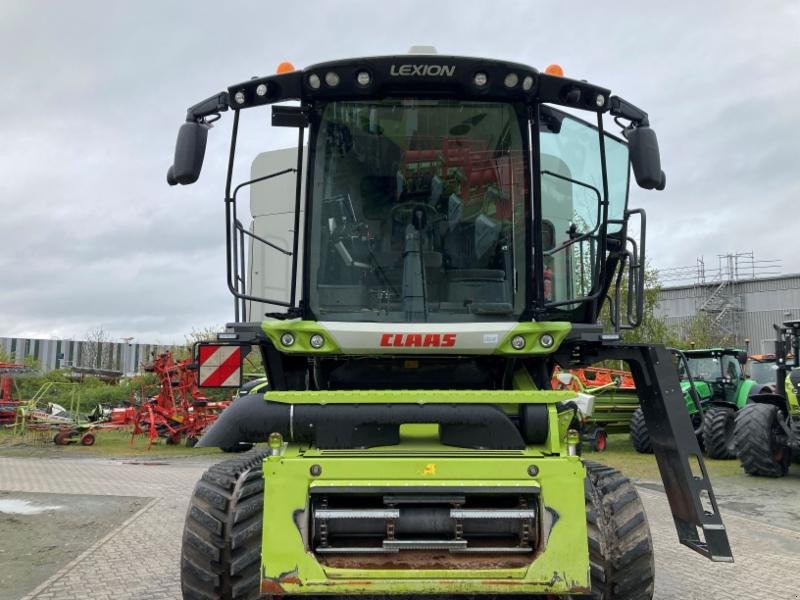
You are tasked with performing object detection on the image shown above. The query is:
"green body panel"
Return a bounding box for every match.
[680,380,712,415]
[735,379,757,409]
[494,322,572,355]
[266,389,579,405]
[260,442,590,596]
[261,321,343,354]
[785,377,800,415]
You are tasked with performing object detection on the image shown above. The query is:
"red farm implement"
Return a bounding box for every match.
[134,351,230,447]
[0,363,36,425]
[551,365,640,451]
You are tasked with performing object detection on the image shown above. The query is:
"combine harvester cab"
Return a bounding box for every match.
[168,49,732,599]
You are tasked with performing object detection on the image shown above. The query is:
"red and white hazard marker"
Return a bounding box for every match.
[198,344,242,387]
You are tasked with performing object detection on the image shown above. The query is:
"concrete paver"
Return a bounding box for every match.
[1,456,798,599]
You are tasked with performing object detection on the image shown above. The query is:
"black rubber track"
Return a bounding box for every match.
[181,448,270,599]
[629,408,653,454]
[584,461,655,600]
[702,406,737,459]
[734,403,789,477]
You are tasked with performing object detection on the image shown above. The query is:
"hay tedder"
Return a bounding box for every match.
[134,351,230,447]
[167,49,732,598]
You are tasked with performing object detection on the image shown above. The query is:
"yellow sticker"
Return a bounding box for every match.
[421,463,436,476]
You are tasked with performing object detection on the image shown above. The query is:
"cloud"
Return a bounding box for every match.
[1,0,798,341]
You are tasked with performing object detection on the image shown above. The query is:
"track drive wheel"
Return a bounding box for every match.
[181,448,269,600]
[734,402,790,477]
[584,461,655,599]
[702,406,737,459]
[629,408,653,454]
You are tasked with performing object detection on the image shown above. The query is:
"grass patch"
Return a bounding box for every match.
[584,433,745,481]
[0,427,225,459]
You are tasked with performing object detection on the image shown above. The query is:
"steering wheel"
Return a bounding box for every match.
[389,202,440,227]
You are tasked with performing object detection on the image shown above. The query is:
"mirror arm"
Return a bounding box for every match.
[609,96,649,127]
[186,92,230,122]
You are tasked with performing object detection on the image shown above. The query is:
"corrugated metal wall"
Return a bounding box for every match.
[0,337,176,375]
[655,274,800,352]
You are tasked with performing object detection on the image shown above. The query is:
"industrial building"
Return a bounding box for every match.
[655,273,800,353]
[0,336,173,375]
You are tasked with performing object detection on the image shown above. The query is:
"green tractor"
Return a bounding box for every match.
[167,50,731,598]
[630,348,759,458]
[735,321,800,477]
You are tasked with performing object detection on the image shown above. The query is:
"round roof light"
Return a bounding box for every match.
[522,75,534,91]
[473,72,488,87]
[255,83,268,97]
[504,73,519,88]
[356,71,371,86]
[234,91,245,104]
[325,71,340,87]
[308,73,321,89]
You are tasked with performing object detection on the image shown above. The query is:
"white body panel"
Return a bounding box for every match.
[246,147,307,320]
[319,321,517,355]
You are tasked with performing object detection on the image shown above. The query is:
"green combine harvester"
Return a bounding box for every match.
[631,348,761,459]
[167,48,732,598]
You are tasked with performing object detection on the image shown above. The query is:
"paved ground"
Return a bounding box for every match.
[1,456,799,599]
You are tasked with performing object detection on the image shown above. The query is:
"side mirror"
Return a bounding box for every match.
[167,121,209,186]
[628,126,666,191]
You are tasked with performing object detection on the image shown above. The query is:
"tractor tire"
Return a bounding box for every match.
[734,403,790,477]
[584,461,655,599]
[702,406,737,459]
[181,448,270,600]
[630,408,653,454]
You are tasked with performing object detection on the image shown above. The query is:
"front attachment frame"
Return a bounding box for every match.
[558,340,733,562]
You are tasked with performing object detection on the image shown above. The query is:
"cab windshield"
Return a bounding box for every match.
[680,357,724,380]
[539,109,629,306]
[749,361,777,384]
[309,99,527,322]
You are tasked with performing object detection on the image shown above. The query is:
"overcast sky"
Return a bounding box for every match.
[1,1,798,343]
